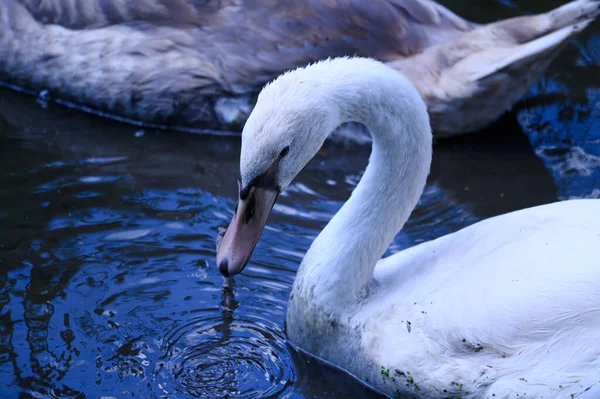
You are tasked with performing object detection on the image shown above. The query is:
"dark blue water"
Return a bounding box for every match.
[0,2,598,397]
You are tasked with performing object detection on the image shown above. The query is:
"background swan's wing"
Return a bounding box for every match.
[16,0,221,28]
[16,0,474,59]
[3,0,475,129]
[389,0,599,136]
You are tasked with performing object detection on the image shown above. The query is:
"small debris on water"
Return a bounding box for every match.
[134,130,145,138]
[406,320,412,333]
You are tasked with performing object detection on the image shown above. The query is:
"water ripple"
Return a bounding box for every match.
[154,291,297,399]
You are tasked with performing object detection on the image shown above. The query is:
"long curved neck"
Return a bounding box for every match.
[296,63,432,305]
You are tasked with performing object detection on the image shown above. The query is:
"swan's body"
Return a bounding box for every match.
[290,199,600,398]
[216,57,600,398]
[0,0,598,136]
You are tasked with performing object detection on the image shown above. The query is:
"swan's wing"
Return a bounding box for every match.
[422,22,587,136]
[182,0,475,91]
[16,0,473,59]
[368,200,600,394]
[2,0,474,129]
[16,0,222,28]
[388,0,599,136]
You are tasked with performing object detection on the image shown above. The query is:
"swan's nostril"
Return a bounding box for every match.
[219,259,230,277]
[244,195,256,224]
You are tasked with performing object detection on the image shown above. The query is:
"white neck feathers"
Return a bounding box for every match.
[294,58,432,303]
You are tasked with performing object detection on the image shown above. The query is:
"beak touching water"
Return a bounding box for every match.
[216,164,280,277]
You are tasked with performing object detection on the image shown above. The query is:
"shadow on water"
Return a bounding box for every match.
[0,6,598,397]
[431,114,558,218]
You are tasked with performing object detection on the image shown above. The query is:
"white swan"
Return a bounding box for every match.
[216,57,600,398]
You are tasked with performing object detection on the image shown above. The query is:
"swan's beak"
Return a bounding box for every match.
[216,186,278,277]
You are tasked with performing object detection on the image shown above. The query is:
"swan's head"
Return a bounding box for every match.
[216,65,339,277]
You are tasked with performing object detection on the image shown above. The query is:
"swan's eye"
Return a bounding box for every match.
[279,146,290,158]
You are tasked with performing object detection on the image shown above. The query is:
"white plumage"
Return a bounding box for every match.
[224,57,600,398]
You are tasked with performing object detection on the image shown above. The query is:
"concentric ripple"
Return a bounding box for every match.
[154,296,297,399]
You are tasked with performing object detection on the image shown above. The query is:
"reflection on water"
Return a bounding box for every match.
[519,80,600,199]
[0,6,598,398]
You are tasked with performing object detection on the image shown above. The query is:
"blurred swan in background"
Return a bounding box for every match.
[0,0,598,137]
[216,57,600,398]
